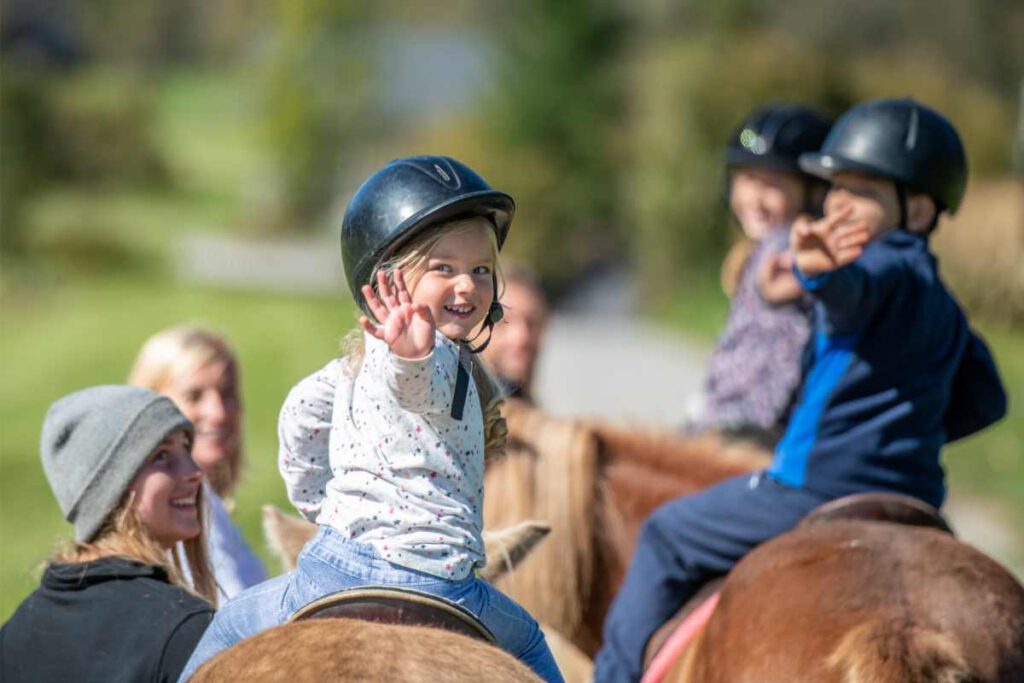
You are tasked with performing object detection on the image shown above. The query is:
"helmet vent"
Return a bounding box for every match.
[905,105,919,151]
[429,161,462,189]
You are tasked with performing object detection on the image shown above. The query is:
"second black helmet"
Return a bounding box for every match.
[799,98,968,213]
[726,104,833,176]
[340,156,515,315]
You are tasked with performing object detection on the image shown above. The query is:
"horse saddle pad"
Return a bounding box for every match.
[289,586,496,644]
[799,491,954,535]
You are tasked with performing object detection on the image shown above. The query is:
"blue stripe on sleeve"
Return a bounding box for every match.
[769,331,858,487]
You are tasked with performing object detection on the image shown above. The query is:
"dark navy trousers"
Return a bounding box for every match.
[593,472,830,682]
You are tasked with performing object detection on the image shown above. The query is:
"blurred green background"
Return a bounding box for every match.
[2,0,1022,620]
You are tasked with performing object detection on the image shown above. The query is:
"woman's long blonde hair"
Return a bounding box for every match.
[54,480,218,607]
[343,217,508,460]
[128,326,243,498]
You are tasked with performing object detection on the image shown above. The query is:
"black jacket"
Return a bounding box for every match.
[1,557,213,682]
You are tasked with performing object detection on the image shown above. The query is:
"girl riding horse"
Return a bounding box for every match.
[180,156,563,682]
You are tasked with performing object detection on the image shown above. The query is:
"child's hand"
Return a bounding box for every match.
[791,207,871,278]
[757,248,803,304]
[360,270,435,359]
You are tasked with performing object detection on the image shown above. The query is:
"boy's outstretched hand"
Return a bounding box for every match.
[791,207,872,278]
[360,270,435,359]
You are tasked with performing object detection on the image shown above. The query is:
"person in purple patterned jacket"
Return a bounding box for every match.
[691,104,833,446]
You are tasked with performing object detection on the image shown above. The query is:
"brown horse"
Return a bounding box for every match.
[663,520,1024,682]
[483,399,770,654]
[190,619,541,682]
[483,401,1024,681]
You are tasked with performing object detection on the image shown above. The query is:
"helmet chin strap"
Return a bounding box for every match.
[450,277,503,420]
[449,314,500,421]
[896,182,909,230]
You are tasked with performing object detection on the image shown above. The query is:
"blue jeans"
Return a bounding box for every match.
[180,526,563,682]
[593,472,829,683]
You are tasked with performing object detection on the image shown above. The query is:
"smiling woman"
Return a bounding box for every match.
[129,326,267,601]
[0,386,216,682]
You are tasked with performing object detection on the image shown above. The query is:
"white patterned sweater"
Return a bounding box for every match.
[278,331,486,580]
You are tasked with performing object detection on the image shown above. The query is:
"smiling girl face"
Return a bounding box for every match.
[129,429,203,548]
[408,219,497,342]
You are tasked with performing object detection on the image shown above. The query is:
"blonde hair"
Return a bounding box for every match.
[54,486,218,607]
[128,326,242,497]
[342,217,508,460]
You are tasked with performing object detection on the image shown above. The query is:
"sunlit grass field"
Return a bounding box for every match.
[0,275,355,620]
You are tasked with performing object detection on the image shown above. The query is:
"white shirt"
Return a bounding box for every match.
[278,332,486,580]
[180,483,266,602]
[205,485,267,600]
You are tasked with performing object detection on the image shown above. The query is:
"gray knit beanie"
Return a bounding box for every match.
[40,385,194,542]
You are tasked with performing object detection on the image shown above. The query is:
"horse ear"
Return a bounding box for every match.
[262,505,318,572]
[479,520,551,582]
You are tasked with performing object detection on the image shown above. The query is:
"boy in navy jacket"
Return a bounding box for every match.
[594,98,1007,682]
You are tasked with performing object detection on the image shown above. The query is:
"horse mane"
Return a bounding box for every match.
[484,399,601,642]
[484,402,772,650]
[827,619,973,683]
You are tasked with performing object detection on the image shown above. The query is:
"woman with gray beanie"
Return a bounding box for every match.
[1,385,217,683]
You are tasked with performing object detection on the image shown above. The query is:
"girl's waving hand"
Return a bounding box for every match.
[360,269,436,359]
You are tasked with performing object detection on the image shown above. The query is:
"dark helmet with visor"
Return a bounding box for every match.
[799,98,968,214]
[341,155,515,316]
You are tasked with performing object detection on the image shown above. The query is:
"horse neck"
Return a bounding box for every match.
[483,403,602,645]
[592,423,771,537]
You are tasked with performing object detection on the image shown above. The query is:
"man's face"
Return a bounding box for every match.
[482,280,549,394]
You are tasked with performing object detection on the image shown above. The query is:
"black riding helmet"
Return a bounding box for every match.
[342,156,515,421]
[726,104,833,175]
[799,98,968,215]
[341,155,515,317]
[725,104,833,216]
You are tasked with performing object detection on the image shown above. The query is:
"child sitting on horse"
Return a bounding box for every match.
[180,156,563,682]
[594,98,1007,682]
[691,104,832,446]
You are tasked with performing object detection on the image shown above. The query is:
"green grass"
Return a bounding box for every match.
[944,323,1024,520]
[154,69,269,207]
[0,275,356,621]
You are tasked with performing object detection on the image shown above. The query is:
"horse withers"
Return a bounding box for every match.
[190,618,542,682]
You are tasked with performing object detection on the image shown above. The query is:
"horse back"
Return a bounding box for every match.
[681,521,1024,683]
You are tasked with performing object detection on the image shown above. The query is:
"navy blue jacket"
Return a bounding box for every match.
[768,229,1006,508]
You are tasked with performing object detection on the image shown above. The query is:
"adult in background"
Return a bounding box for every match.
[129,326,266,600]
[482,264,550,404]
[1,386,216,682]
